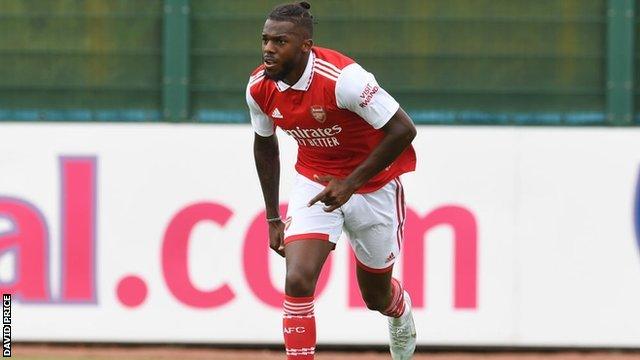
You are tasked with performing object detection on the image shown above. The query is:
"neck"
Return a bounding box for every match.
[282,52,310,86]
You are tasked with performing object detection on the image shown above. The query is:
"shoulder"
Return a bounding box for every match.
[311,47,357,84]
[312,46,355,71]
[247,64,266,90]
[334,63,372,98]
[246,64,271,103]
[334,63,395,115]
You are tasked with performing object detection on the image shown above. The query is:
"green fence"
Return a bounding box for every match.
[0,0,637,125]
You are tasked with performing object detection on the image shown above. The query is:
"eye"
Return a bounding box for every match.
[277,39,286,45]
[261,38,268,45]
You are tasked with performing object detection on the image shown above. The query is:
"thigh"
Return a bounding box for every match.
[344,178,405,272]
[284,174,344,245]
[285,239,334,281]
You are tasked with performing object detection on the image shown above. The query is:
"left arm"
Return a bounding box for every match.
[308,107,416,211]
[344,107,416,190]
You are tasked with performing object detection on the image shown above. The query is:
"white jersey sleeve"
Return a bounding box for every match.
[335,63,400,129]
[246,82,275,137]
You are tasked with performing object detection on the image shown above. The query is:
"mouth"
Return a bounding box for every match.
[263,57,278,70]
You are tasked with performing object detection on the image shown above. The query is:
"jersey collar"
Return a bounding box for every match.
[276,50,315,92]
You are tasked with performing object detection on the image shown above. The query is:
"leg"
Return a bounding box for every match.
[285,239,334,297]
[344,178,416,359]
[356,262,416,360]
[282,239,334,360]
[356,265,394,312]
[280,174,344,359]
[345,178,405,314]
[355,264,406,318]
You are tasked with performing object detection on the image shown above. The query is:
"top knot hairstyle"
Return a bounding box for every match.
[268,1,314,38]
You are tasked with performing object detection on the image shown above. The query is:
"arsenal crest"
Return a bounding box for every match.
[310,105,326,123]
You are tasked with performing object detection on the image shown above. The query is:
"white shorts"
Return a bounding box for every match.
[284,174,406,272]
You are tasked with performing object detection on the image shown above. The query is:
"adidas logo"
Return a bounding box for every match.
[386,252,396,263]
[271,108,283,119]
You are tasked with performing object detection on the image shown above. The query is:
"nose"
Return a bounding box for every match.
[263,40,276,54]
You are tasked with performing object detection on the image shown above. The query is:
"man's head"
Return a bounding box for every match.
[262,2,314,82]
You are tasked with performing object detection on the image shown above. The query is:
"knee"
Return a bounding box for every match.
[285,268,316,297]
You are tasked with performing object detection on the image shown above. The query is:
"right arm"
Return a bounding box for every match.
[254,133,281,220]
[247,81,285,257]
[253,134,285,257]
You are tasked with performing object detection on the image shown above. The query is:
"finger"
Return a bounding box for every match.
[308,189,328,207]
[270,240,285,257]
[278,235,285,250]
[271,246,285,257]
[277,231,286,257]
[320,196,336,206]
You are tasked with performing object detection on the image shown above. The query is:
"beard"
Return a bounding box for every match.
[264,58,296,82]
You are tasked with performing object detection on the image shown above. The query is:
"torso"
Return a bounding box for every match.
[248,47,416,193]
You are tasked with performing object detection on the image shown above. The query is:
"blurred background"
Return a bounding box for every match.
[1,1,640,359]
[1,0,637,125]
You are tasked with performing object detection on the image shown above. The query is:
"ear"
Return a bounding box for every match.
[301,38,313,53]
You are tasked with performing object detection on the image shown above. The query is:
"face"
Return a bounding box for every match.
[261,19,311,81]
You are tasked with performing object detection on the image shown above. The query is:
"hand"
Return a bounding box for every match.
[307,174,357,212]
[268,220,286,257]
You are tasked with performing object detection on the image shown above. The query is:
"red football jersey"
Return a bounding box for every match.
[247,46,416,193]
